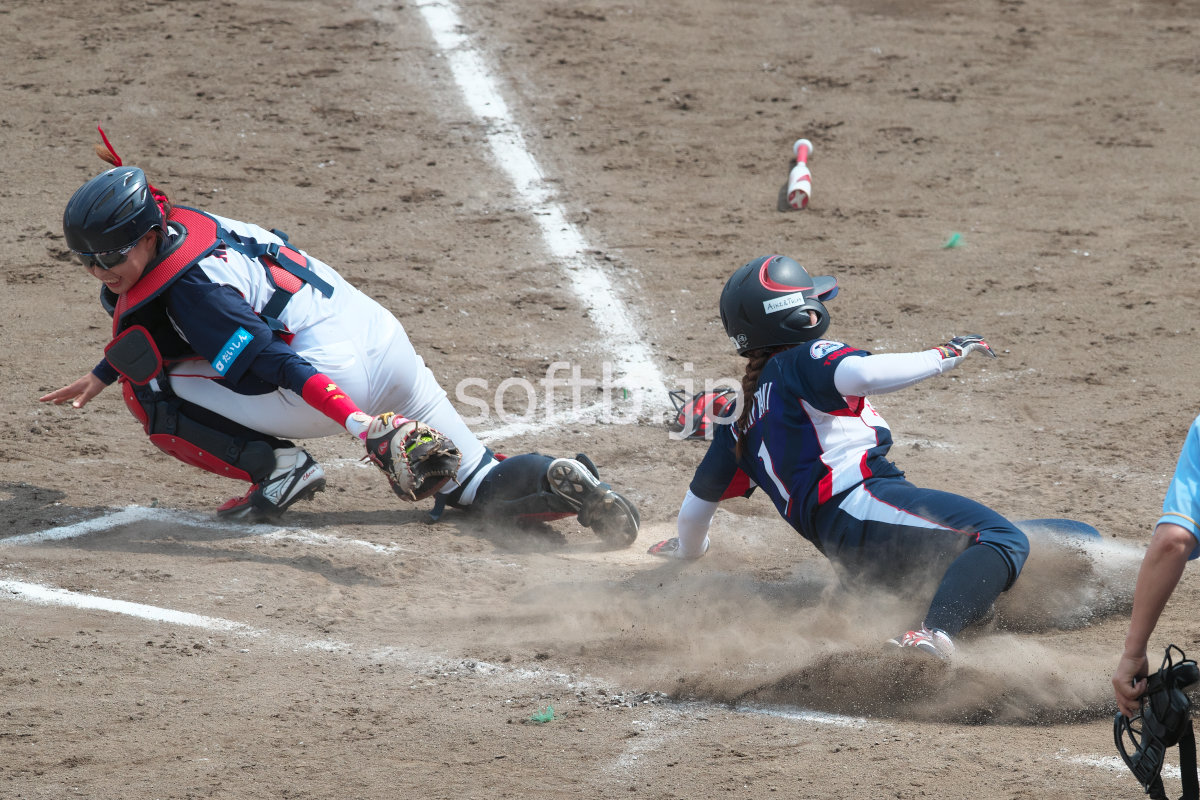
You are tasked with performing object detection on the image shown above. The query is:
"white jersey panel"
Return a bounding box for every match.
[195,214,357,337]
[837,484,957,530]
[800,397,890,499]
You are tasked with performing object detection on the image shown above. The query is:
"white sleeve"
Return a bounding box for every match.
[833,350,962,397]
[675,489,716,558]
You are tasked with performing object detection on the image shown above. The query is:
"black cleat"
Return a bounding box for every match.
[546,457,640,547]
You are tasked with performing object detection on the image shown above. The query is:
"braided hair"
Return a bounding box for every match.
[733,346,788,461]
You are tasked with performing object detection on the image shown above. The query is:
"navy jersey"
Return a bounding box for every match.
[689,340,903,539]
[101,265,318,397]
[164,266,318,394]
[93,217,328,396]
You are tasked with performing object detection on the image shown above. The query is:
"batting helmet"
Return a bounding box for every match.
[63,166,164,257]
[719,255,838,355]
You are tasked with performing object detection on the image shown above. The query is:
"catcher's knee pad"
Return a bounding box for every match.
[123,383,277,483]
[470,453,580,521]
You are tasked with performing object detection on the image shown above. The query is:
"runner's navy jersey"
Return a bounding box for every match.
[689,340,904,540]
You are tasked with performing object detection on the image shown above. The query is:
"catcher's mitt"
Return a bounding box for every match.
[365,412,461,501]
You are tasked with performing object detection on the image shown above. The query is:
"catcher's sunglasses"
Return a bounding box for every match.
[75,241,136,270]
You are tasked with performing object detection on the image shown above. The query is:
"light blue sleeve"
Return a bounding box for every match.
[1158,415,1200,560]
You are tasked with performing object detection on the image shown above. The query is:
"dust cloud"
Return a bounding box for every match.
[487,520,1143,723]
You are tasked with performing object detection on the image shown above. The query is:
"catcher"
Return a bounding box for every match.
[39,136,639,546]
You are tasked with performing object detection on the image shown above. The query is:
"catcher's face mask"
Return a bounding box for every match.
[669,388,738,440]
[1114,644,1200,797]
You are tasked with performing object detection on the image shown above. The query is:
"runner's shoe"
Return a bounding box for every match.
[887,626,955,661]
[547,457,640,547]
[218,447,326,522]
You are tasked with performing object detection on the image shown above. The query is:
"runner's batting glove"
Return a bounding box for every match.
[935,334,997,360]
[365,412,462,501]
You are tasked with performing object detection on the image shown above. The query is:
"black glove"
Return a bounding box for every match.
[935,334,997,360]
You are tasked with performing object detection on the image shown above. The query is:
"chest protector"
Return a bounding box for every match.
[104,206,334,486]
[110,206,333,336]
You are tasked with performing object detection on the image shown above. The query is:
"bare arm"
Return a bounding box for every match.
[1112,522,1196,717]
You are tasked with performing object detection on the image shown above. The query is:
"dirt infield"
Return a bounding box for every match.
[4,0,1199,797]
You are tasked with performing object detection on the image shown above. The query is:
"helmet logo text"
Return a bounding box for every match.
[762,291,809,314]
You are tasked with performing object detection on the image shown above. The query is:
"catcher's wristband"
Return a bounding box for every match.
[302,373,366,428]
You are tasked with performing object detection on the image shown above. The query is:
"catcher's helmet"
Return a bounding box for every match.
[669,388,738,440]
[719,255,838,355]
[63,166,164,256]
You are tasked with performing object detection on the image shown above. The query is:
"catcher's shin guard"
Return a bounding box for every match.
[470,453,579,522]
[123,382,279,483]
[457,453,641,547]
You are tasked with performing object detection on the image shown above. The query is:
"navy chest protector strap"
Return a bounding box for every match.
[1116,645,1200,800]
[111,207,334,336]
[215,226,334,333]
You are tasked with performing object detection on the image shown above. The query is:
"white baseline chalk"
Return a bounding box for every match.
[0,505,255,548]
[0,506,424,559]
[1063,753,1179,784]
[402,0,668,409]
[2,506,192,547]
[0,578,254,632]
